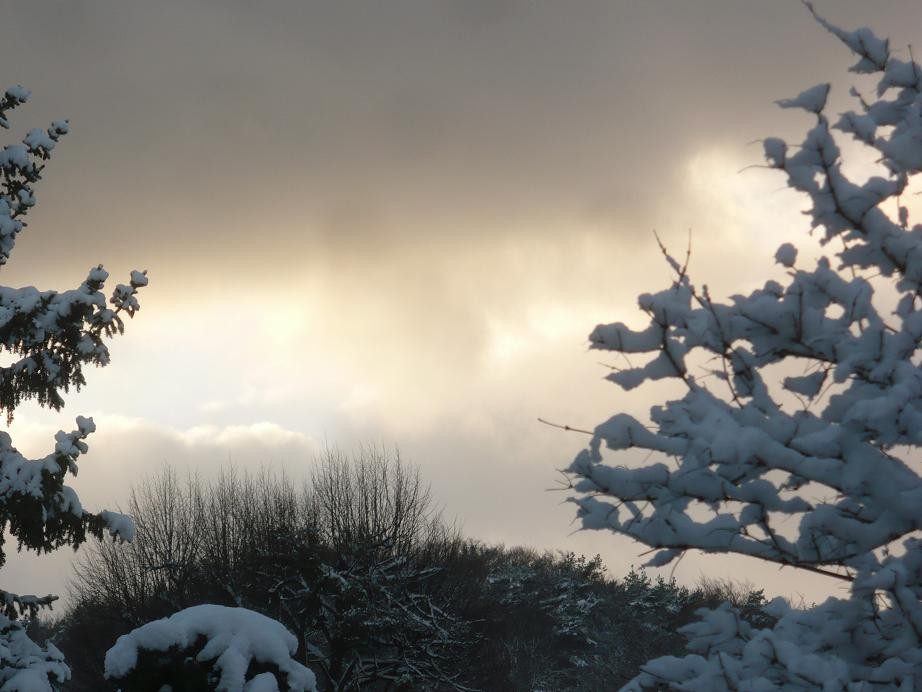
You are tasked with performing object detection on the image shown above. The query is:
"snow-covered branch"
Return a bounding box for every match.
[567,6,922,688]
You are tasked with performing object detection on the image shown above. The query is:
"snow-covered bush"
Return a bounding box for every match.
[0,84,146,690]
[0,617,68,692]
[567,5,922,689]
[104,605,317,692]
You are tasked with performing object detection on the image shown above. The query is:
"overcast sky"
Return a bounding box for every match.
[4,0,922,606]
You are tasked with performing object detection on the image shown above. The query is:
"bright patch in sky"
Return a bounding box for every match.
[486,303,607,364]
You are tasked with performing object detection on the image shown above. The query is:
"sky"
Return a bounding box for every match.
[4,0,922,607]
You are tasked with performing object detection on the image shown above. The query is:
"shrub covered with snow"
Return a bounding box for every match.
[0,614,69,692]
[104,605,317,692]
[567,4,922,689]
[0,84,146,689]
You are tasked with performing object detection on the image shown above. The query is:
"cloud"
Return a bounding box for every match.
[7,0,922,613]
[8,415,317,508]
[10,0,916,284]
[0,414,319,607]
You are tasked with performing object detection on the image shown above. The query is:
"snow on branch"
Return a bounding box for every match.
[566,5,922,688]
[104,605,317,692]
[0,85,147,689]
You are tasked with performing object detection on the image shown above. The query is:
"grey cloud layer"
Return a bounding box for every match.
[5,0,921,281]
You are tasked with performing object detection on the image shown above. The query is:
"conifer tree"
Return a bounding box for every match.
[567,5,922,688]
[0,84,146,690]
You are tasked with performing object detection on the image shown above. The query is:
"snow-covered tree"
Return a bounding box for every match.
[294,449,474,690]
[67,463,471,690]
[104,605,317,692]
[296,545,472,691]
[481,550,607,689]
[566,4,922,688]
[0,84,146,689]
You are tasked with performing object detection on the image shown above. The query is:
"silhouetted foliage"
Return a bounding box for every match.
[58,458,769,690]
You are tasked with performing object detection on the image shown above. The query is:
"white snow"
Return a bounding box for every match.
[776,83,830,114]
[0,614,69,692]
[774,242,797,267]
[568,7,922,689]
[0,81,148,690]
[104,605,317,692]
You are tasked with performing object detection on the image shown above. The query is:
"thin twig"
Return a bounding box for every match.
[537,418,593,436]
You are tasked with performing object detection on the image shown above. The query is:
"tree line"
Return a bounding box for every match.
[44,450,769,690]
